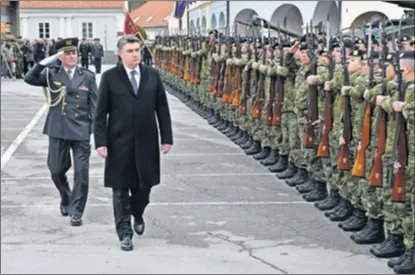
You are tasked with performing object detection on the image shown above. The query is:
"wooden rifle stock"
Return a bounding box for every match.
[222,63,233,103]
[337,96,353,171]
[232,66,242,107]
[184,56,190,81]
[271,77,284,126]
[264,77,276,126]
[368,112,386,186]
[317,92,332,157]
[352,103,372,177]
[239,67,251,114]
[391,115,407,202]
[251,72,265,119]
[216,60,225,98]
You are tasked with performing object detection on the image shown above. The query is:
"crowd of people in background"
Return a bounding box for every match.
[1,35,154,80]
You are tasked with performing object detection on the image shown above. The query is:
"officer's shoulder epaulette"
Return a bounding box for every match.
[78,67,95,75]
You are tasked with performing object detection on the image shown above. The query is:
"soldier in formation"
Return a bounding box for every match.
[153,23,414,274]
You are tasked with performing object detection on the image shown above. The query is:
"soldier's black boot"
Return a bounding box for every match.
[370,233,406,258]
[231,129,244,141]
[268,155,288,172]
[303,181,328,201]
[208,114,220,124]
[350,218,385,244]
[227,126,239,138]
[393,249,415,274]
[286,168,308,187]
[329,199,353,221]
[245,141,261,155]
[324,198,345,217]
[240,137,254,149]
[261,149,279,166]
[217,120,229,131]
[339,208,367,231]
[235,131,248,144]
[388,248,414,269]
[253,146,271,160]
[276,162,297,179]
[222,123,234,134]
[211,117,223,127]
[296,178,317,194]
[315,188,340,211]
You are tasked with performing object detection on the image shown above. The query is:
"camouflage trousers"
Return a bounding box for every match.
[280,112,296,156]
[322,133,340,190]
[247,117,263,142]
[238,114,250,132]
[267,126,282,149]
[379,167,415,248]
[289,118,324,181]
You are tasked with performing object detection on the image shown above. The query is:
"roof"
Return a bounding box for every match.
[130,1,174,28]
[383,1,415,9]
[19,1,124,9]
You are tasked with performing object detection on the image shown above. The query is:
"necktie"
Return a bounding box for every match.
[130,70,138,95]
[67,69,72,80]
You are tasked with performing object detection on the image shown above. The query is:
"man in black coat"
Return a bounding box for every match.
[94,35,173,251]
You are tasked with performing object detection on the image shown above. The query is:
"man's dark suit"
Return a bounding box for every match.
[24,63,98,224]
[94,63,173,242]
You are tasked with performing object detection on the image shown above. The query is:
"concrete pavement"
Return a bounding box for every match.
[1,66,392,274]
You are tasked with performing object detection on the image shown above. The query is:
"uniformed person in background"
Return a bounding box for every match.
[79,38,91,69]
[24,37,98,227]
[92,38,104,74]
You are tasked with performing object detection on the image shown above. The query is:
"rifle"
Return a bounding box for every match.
[251,37,266,119]
[302,21,319,148]
[352,24,375,177]
[388,17,407,203]
[337,34,353,171]
[239,43,252,114]
[216,38,226,98]
[317,23,334,158]
[222,38,234,103]
[264,28,276,126]
[271,25,286,126]
[232,36,242,107]
[209,37,217,93]
[369,22,388,187]
[183,37,190,81]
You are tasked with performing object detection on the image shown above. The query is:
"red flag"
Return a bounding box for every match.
[124,10,139,35]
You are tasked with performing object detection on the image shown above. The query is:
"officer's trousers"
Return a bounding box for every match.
[47,137,91,217]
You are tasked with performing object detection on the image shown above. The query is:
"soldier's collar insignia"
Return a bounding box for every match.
[53,81,62,86]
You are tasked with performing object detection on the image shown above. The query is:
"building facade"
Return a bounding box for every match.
[186,1,409,37]
[1,0,19,36]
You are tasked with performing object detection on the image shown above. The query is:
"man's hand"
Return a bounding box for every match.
[376,95,388,106]
[357,142,362,151]
[160,144,172,154]
[393,101,405,112]
[306,76,316,85]
[311,120,320,129]
[339,136,346,145]
[96,146,107,159]
[394,161,401,174]
[290,41,300,54]
[324,81,331,91]
[341,86,350,96]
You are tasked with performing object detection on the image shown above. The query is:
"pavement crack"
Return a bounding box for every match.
[207,232,289,274]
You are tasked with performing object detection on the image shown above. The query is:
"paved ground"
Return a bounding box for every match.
[1,66,392,274]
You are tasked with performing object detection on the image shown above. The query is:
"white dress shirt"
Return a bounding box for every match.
[64,67,75,80]
[124,64,141,90]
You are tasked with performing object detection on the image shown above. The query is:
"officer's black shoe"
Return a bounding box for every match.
[296,178,317,194]
[329,200,353,221]
[340,208,367,231]
[315,189,340,211]
[245,141,261,155]
[253,146,271,160]
[393,250,415,274]
[276,162,297,179]
[268,154,288,172]
[286,168,308,187]
[241,137,254,149]
[133,217,145,236]
[60,205,69,217]
[351,218,385,244]
[261,149,279,166]
[388,248,414,268]
[303,181,328,201]
[120,236,133,251]
[70,215,82,226]
[370,234,406,258]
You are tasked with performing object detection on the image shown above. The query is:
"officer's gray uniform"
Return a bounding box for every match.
[24,63,98,219]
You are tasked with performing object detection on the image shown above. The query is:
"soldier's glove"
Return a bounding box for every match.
[90,134,95,149]
[39,51,63,66]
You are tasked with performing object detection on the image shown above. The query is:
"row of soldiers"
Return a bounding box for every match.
[153,25,414,274]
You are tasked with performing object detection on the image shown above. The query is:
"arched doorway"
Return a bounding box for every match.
[312,1,340,34]
[350,11,388,29]
[233,8,259,36]
[201,15,207,34]
[270,4,304,37]
[211,14,217,30]
[190,20,196,34]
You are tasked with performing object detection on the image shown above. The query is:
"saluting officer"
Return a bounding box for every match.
[24,37,98,227]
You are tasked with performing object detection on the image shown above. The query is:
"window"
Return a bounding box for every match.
[145,16,154,22]
[134,16,142,23]
[82,22,93,39]
[38,22,50,38]
[163,16,170,22]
